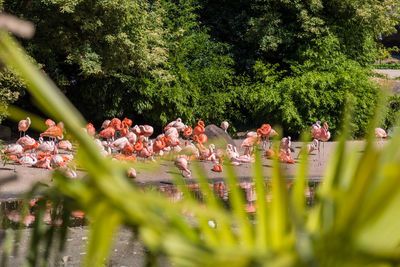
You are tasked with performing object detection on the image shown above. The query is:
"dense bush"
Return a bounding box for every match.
[0,68,25,123]
[383,95,400,131]
[2,0,397,137]
[237,37,379,138]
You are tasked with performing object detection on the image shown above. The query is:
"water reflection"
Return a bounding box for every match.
[0,180,321,228]
[156,180,321,212]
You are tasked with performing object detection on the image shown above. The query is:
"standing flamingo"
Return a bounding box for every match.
[175,157,191,178]
[85,123,96,137]
[45,119,56,129]
[40,122,64,140]
[18,117,31,137]
[101,120,111,129]
[193,121,205,135]
[220,121,229,133]
[312,122,331,161]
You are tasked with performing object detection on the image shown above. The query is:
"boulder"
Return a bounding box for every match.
[204,124,235,148]
[0,125,11,140]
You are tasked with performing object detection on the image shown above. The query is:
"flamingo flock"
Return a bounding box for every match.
[1,116,391,179]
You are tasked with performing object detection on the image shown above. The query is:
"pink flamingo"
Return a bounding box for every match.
[40,122,64,140]
[18,153,38,166]
[127,168,137,178]
[4,143,24,157]
[57,140,73,151]
[34,155,52,169]
[86,123,96,136]
[139,125,154,137]
[45,119,56,129]
[110,137,129,151]
[18,117,31,137]
[212,158,223,172]
[279,136,295,164]
[193,121,205,135]
[165,118,185,132]
[220,121,229,133]
[37,137,57,154]
[165,127,179,139]
[98,126,116,141]
[101,120,110,129]
[312,122,331,160]
[175,157,191,178]
[297,139,319,158]
[239,135,259,155]
[375,128,387,146]
[311,121,321,134]
[17,135,38,151]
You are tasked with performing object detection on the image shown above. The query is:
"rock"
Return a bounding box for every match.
[204,124,235,148]
[0,125,11,140]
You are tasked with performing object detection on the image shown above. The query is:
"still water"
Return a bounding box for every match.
[0,180,322,228]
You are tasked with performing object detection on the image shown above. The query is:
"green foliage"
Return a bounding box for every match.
[0,67,24,123]
[236,37,379,137]
[3,31,400,266]
[383,95,400,130]
[3,0,237,128]
[247,0,399,65]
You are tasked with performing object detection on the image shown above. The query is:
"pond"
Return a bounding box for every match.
[0,179,322,228]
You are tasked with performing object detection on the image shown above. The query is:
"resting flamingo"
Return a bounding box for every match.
[375,128,388,146]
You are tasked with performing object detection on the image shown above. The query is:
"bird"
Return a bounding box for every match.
[221,121,229,133]
[139,125,154,137]
[297,139,319,158]
[175,157,191,178]
[109,118,122,130]
[37,137,57,154]
[375,127,388,146]
[4,143,24,157]
[212,158,223,172]
[98,126,116,141]
[45,119,56,129]
[239,135,259,155]
[193,121,205,135]
[57,140,73,151]
[122,117,133,128]
[193,133,208,145]
[375,128,388,138]
[311,121,321,134]
[17,135,38,151]
[101,120,111,129]
[40,122,64,140]
[280,136,292,156]
[34,155,52,169]
[183,126,193,139]
[165,118,185,132]
[312,122,331,158]
[165,127,179,139]
[85,123,96,136]
[110,137,129,151]
[18,117,31,137]
[127,168,137,178]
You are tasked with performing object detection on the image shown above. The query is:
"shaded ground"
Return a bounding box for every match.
[0,227,170,267]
